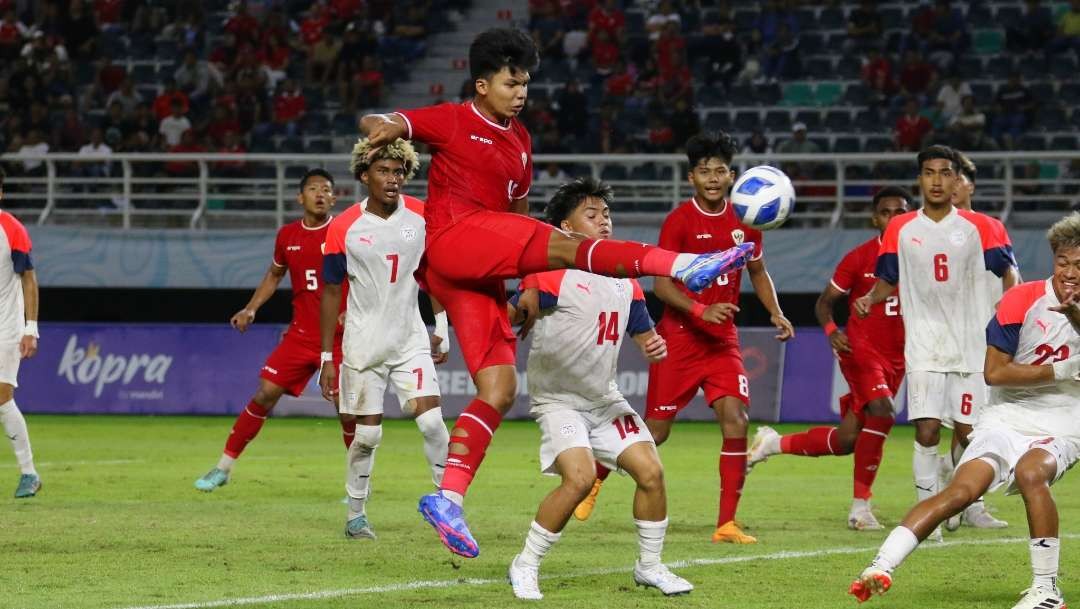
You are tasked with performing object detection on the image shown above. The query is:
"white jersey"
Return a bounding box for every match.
[0,212,31,344]
[876,207,1014,373]
[322,196,430,370]
[973,213,1015,324]
[983,278,1080,440]
[521,269,653,415]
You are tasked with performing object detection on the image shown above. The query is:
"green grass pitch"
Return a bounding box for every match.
[5,415,1079,609]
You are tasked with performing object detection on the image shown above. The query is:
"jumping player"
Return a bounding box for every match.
[854,146,1016,541]
[850,212,1080,609]
[359,28,753,557]
[318,138,450,540]
[0,167,41,498]
[573,132,793,545]
[747,187,912,530]
[194,169,351,492]
[505,178,692,599]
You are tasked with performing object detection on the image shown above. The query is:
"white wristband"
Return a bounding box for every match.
[1052,356,1080,382]
[434,311,450,354]
[23,320,38,337]
[320,351,333,364]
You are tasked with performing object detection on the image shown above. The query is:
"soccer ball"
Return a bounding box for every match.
[730,165,795,230]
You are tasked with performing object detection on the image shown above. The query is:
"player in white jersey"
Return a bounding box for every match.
[850,212,1080,609]
[504,178,692,600]
[0,167,40,498]
[855,146,1016,541]
[318,138,450,539]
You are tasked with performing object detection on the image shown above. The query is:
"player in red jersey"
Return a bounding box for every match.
[194,169,351,492]
[573,132,794,544]
[359,29,753,558]
[745,187,912,531]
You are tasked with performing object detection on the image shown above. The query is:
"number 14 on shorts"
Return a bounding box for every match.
[612,415,640,439]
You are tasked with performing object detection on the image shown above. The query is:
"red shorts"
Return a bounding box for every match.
[645,335,749,421]
[421,210,553,375]
[837,343,904,418]
[259,332,343,397]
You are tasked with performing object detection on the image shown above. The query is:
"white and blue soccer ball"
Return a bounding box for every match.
[730,165,795,230]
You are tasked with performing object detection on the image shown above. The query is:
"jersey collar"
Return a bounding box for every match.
[469,101,511,131]
[359,196,403,222]
[691,197,727,216]
[300,216,332,230]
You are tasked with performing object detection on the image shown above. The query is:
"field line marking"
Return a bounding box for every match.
[113,533,1080,609]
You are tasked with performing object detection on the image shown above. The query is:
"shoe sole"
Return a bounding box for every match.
[634,577,692,596]
[418,500,479,558]
[14,482,40,498]
[345,530,377,540]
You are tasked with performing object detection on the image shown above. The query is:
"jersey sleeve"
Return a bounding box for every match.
[986,281,1043,356]
[513,271,560,310]
[963,211,1014,277]
[0,215,33,273]
[627,279,653,336]
[322,217,348,285]
[272,227,287,268]
[875,218,902,285]
[747,227,764,261]
[830,247,861,294]
[657,210,686,251]
[394,103,457,148]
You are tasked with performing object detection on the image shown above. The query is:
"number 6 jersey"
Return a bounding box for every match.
[323,196,430,370]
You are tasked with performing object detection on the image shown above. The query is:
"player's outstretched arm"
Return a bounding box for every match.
[854,279,896,318]
[18,268,38,359]
[747,257,793,341]
[358,113,408,157]
[815,283,851,353]
[318,282,342,402]
[632,330,667,363]
[232,263,287,332]
[654,276,738,324]
[984,346,1070,386]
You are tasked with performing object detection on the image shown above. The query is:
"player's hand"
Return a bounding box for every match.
[18,335,37,359]
[641,333,667,362]
[430,334,448,365]
[854,295,873,318]
[771,313,795,341]
[515,288,541,339]
[828,329,852,354]
[361,114,406,161]
[231,308,255,332]
[701,303,739,324]
[319,362,338,403]
[1050,290,1080,332]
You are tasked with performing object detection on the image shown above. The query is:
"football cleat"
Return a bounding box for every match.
[14,473,40,498]
[676,243,755,293]
[573,479,603,521]
[1011,586,1066,609]
[633,561,693,596]
[849,567,892,603]
[746,425,780,472]
[964,502,1008,529]
[712,520,757,544]
[345,514,377,540]
[508,554,543,600]
[848,504,884,531]
[944,511,962,532]
[927,525,944,543]
[194,468,229,492]
[418,491,479,558]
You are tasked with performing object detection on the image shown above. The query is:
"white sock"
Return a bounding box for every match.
[851,497,870,511]
[913,442,939,502]
[414,408,449,487]
[1031,537,1061,590]
[635,518,668,567]
[346,424,382,520]
[442,489,465,506]
[670,253,697,277]
[0,400,35,475]
[216,454,236,472]
[871,526,919,573]
[518,521,561,568]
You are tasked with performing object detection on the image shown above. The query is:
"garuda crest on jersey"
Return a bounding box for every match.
[730,228,745,245]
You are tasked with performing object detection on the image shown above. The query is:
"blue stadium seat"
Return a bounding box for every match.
[285,165,308,180]
[823,110,850,131]
[795,8,816,29]
[1051,55,1078,79]
[806,57,833,80]
[280,138,304,154]
[333,113,356,133]
[836,55,862,79]
[864,136,893,152]
[1020,134,1047,150]
[818,7,845,29]
[794,110,822,131]
[956,56,983,79]
[800,32,824,54]
[970,82,993,102]
[600,165,628,181]
[1034,106,1068,131]
[763,110,791,130]
[131,64,155,83]
[630,164,657,181]
[853,109,880,132]
[696,85,725,107]
[843,83,871,105]
[705,110,730,132]
[834,136,860,153]
[996,6,1023,23]
[967,5,994,27]
[305,138,332,154]
[880,7,904,29]
[1061,82,1080,102]
[302,112,329,133]
[734,9,757,31]
[726,84,756,106]
[734,110,762,131]
[155,39,177,60]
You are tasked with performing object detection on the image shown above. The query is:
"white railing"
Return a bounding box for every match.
[1,152,1078,229]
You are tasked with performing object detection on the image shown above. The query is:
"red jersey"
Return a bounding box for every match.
[395,102,532,240]
[656,198,763,344]
[272,219,346,347]
[830,235,904,364]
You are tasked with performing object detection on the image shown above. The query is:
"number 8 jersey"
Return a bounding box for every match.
[323,196,430,370]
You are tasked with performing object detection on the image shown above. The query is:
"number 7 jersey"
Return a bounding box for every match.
[323,196,430,370]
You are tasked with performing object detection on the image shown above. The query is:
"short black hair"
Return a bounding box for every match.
[469,28,538,81]
[544,177,614,227]
[955,150,977,183]
[872,185,915,209]
[916,145,959,173]
[299,168,334,191]
[686,131,738,168]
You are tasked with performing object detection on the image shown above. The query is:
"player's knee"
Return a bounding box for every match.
[353,424,382,451]
[864,400,892,418]
[633,460,664,492]
[835,433,857,455]
[562,471,597,500]
[914,424,940,447]
[339,413,357,425]
[1014,461,1052,492]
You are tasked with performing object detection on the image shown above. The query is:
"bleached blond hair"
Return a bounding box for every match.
[1048,212,1080,254]
[350,137,420,181]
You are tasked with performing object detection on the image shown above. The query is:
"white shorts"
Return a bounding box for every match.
[0,342,20,387]
[536,400,654,475]
[905,371,984,426]
[959,423,1080,494]
[337,351,440,416]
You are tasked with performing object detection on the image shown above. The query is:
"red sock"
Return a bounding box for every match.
[853,415,894,500]
[340,418,356,450]
[440,399,503,496]
[574,238,678,278]
[223,400,270,458]
[596,462,612,481]
[718,438,747,526]
[779,427,840,456]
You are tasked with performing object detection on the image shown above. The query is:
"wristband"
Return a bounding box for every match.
[823,321,839,336]
[690,302,707,319]
[23,320,38,337]
[320,351,333,364]
[433,311,450,354]
[1052,356,1080,382]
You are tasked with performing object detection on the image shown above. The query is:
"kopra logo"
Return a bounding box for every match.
[58,335,173,398]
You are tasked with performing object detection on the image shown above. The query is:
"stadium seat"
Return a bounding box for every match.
[834,136,860,153]
[285,166,308,180]
[734,110,762,131]
[800,32,824,55]
[305,138,332,154]
[853,109,879,132]
[1034,106,1068,131]
[696,85,725,107]
[794,110,822,131]
[757,82,782,105]
[823,110,850,132]
[996,6,1023,23]
[1050,55,1079,79]
[733,9,757,31]
[1020,134,1047,150]
[280,138,304,154]
[970,82,993,102]
[967,5,994,27]
[956,56,983,79]
[302,112,329,133]
[1050,134,1078,150]
[630,164,657,181]
[131,64,156,83]
[333,113,357,134]
[805,57,833,80]
[973,29,1005,55]
[155,38,178,60]
[864,136,893,152]
[600,165,628,181]
[987,56,1015,79]
[813,82,844,106]
[880,7,904,28]
[626,11,646,35]
[704,111,730,132]
[781,82,814,107]
[795,7,816,29]
[818,7,845,29]
[764,110,791,131]
[1062,82,1080,102]
[836,55,862,79]
[726,84,757,106]
[843,83,871,106]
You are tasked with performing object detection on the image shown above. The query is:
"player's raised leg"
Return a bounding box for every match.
[195,378,285,491]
